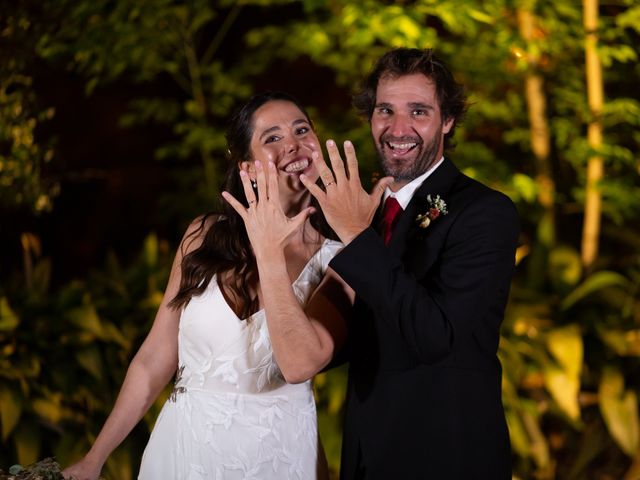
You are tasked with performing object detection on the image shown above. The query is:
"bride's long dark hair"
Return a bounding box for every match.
[168,92,335,318]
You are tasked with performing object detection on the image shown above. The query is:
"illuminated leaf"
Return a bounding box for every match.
[547,325,583,376]
[76,346,104,380]
[548,246,582,292]
[32,396,63,424]
[0,385,22,441]
[68,301,105,339]
[544,325,582,420]
[599,367,639,457]
[14,422,40,466]
[506,409,529,457]
[561,271,629,310]
[0,297,19,331]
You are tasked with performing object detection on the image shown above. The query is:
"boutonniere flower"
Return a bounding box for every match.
[415,194,448,228]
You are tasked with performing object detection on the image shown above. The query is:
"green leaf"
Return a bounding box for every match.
[511,173,538,203]
[68,300,105,339]
[544,367,581,421]
[561,271,629,311]
[548,246,582,292]
[32,395,64,424]
[468,9,495,25]
[102,322,131,350]
[76,346,104,380]
[543,325,583,421]
[599,367,639,457]
[0,297,20,331]
[0,385,22,441]
[14,421,41,466]
[598,328,640,357]
[505,409,529,458]
[547,325,583,376]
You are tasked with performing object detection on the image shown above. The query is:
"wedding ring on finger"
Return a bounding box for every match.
[248,200,256,206]
[324,180,335,188]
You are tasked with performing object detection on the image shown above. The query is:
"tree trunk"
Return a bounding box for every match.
[581,0,604,269]
[517,8,555,248]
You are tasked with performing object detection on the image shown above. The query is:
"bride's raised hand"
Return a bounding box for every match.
[222,160,314,259]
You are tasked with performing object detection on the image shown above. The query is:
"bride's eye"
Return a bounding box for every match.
[264,135,281,144]
[296,126,310,135]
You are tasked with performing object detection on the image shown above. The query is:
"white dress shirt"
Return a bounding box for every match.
[382,156,445,209]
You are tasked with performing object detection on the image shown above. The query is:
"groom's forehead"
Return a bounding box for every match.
[375,74,438,105]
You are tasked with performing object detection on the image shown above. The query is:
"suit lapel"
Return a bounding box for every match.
[373,158,461,257]
[394,158,461,272]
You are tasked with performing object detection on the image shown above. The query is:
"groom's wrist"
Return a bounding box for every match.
[336,225,368,245]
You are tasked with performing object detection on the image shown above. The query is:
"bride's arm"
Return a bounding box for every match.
[63,219,207,480]
[223,161,353,384]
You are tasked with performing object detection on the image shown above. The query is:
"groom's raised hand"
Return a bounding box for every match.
[300,139,393,245]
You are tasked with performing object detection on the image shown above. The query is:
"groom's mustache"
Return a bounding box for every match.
[380,134,423,145]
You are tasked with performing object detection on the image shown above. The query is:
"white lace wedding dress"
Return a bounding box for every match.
[138,239,342,480]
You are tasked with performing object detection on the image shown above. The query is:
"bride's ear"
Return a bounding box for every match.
[239,161,256,182]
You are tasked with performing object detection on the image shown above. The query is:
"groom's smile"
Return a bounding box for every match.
[371,73,453,188]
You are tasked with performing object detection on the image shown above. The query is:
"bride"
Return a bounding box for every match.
[63,92,354,479]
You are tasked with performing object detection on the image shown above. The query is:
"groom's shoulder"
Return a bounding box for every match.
[452,170,518,220]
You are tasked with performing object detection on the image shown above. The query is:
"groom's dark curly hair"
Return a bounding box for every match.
[353,48,468,150]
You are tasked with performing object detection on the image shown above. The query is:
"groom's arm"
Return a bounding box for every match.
[329,190,519,364]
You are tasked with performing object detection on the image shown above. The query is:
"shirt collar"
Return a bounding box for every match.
[383,156,445,210]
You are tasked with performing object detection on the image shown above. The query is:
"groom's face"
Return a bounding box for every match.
[371,73,453,188]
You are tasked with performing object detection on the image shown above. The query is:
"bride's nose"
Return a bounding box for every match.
[285,138,300,155]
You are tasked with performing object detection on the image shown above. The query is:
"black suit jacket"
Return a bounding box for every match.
[330,159,519,480]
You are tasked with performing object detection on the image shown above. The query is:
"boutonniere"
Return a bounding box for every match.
[415,194,448,228]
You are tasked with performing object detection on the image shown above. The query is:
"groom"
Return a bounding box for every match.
[302,48,518,479]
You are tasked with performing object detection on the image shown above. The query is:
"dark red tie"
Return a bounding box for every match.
[381,196,403,245]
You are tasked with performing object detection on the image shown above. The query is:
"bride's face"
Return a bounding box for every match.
[246,100,321,194]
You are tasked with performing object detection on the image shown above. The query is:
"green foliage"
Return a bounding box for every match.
[1,0,639,478]
[0,233,171,474]
[0,10,59,213]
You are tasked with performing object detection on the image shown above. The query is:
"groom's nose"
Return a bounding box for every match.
[388,114,412,137]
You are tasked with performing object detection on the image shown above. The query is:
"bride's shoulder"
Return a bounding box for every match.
[180,213,225,256]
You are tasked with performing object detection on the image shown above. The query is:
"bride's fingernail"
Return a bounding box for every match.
[344,140,352,148]
[326,139,335,147]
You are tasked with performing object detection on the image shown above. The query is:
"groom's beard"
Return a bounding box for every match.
[376,122,443,182]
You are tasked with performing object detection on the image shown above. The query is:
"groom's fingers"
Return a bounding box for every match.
[371,176,394,204]
[309,150,335,190]
[300,154,327,206]
[325,139,347,183]
[343,140,360,183]
[290,206,316,229]
[300,171,325,203]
